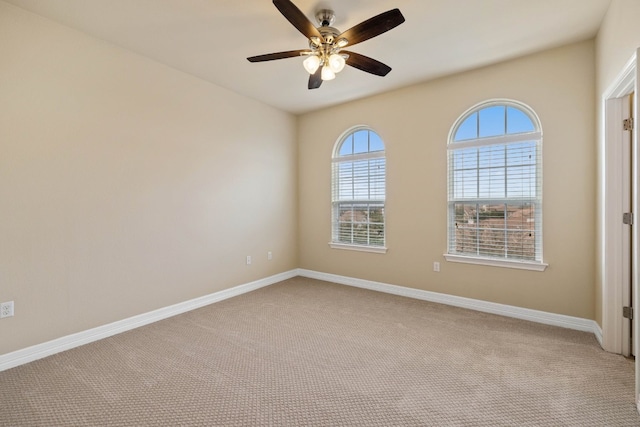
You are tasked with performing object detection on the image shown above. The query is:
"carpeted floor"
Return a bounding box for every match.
[1,276,639,426]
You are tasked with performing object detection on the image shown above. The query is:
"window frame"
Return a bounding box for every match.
[444,99,548,271]
[329,126,387,254]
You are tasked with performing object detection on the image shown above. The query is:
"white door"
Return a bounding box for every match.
[621,93,634,358]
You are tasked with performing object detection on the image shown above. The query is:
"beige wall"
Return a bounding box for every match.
[299,40,596,319]
[595,0,640,328]
[3,0,619,358]
[0,3,298,355]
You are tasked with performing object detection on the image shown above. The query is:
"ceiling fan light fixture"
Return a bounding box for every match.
[303,55,321,74]
[321,65,336,81]
[336,38,349,48]
[328,54,346,73]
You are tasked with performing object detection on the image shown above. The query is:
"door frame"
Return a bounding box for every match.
[600,50,638,405]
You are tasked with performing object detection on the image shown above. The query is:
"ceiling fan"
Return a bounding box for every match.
[247,0,405,90]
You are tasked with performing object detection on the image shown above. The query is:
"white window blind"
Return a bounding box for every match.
[332,128,386,249]
[447,101,543,263]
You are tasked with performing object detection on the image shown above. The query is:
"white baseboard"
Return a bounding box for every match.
[297,269,599,334]
[593,322,604,347]
[1,268,601,372]
[0,270,298,372]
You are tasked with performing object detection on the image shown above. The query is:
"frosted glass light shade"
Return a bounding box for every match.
[321,66,335,81]
[328,54,346,73]
[303,55,320,74]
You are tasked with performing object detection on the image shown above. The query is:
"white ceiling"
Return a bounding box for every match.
[5,0,612,114]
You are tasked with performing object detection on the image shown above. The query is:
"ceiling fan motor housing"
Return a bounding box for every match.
[310,26,339,47]
[312,9,340,46]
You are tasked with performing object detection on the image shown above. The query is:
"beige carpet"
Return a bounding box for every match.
[1,277,638,426]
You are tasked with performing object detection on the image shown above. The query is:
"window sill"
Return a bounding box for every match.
[329,243,388,254]
[443,254,548,271]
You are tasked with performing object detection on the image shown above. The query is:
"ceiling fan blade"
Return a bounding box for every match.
[343,51,392,76]
[308,67,323,90]
[338,9,405,47]
[247,50,309,62]
[273,0,324,41]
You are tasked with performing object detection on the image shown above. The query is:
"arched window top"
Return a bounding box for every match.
[449,100,541,144]
[334,126,385,158]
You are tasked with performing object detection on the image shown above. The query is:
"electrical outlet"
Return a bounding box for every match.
[246,255,252,265]
[0,301,14,318]
[433,262,440,272]
[268,251,272,260]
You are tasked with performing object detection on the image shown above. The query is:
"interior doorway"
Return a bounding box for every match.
[601,49,639,408]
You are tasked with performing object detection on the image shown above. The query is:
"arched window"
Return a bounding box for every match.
[331,127,386,253]
[445,100,545,269]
